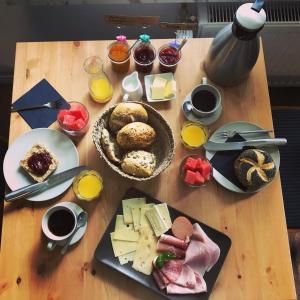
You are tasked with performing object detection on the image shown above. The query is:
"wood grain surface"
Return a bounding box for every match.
[0,39,296,300]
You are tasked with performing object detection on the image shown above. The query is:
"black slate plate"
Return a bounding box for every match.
[94,188,231,300]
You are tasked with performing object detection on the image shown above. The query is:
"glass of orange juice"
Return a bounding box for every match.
[180,122,209,149]
[73,170,103,201]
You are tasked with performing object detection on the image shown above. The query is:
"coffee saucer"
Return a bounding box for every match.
[52,201,88,246]
[182,95,222,125]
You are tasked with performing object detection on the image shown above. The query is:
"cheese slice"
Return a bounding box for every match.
[140,204,155,230]
[115,215,133,231]
[146,206,169,237]
[132,228,158,275]
[122,198,146,224]
[156,203,172,229]
[164,79,176,98]
[113,228,139,242]
[110,232,138,257]
[151,76,167,100]
[118,251,136,265]
[131,207,141,231]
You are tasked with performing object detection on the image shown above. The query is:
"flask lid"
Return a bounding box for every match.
[236,2,266,30]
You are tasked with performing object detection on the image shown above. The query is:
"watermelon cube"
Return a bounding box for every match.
[58,109,70,122]
[183,157,198,172]
[195,172,205,185]
[184,170,196,185]
[74,118,86,130]
[63,114,76,127]
[69,109,82,120]
[201,161,212,181]
[196,158,203,171]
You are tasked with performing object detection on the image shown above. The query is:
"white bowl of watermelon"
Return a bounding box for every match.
[180,155,212,187]
[57,102,89,137]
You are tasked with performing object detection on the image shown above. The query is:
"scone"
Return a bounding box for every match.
[100,128,122,164]
[20,144,58,182]
[109,103,148,132]
[121,150,156,177]
[117,122,156,150]
[234,149,276,191]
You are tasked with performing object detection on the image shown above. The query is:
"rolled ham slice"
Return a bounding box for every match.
[157,242,186,258]
[167,271,207,294]
[157,269,170,286]
[159,234,188,250]
[185,223,220,273]
[174,265,196,288]
[153,270,166,290]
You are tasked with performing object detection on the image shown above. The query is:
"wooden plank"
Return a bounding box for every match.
[0,38,296,300]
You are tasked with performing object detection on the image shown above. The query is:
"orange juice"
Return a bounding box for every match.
[181,122,209,148]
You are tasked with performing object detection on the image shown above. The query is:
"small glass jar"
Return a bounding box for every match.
[133,34,156,73]
[180,122,209,149]
[108,35,130,74]
[57,101,89,137]
[180,155,212,188]
[158,42,181,73]
[73,170,103,201]
[83,56,113,103]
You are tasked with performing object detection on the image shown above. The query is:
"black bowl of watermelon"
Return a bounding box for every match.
[180,155,212,187]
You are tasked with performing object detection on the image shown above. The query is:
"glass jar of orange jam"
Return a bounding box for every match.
[108,35,130,74]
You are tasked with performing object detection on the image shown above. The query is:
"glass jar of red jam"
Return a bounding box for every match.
[133,34,156,73]
[158,42,181,73]
[108,35,130,74]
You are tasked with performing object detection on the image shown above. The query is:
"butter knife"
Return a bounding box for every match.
[5,166,87,202]
[204,138,287,152]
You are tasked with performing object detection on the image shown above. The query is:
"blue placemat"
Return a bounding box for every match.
[11,79,70,129]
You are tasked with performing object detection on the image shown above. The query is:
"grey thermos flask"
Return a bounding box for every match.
[204,0,266,87]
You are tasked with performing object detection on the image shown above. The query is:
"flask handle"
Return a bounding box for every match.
[251,0,264,13]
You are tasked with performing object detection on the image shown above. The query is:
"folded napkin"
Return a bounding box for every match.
[209,134,247,191]
[12,79,70,129]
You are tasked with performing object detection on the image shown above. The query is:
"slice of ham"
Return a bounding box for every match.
[160,259,184,282]
[153,270,166,290]
[167,271,207,294]
[157,269,170,286]
[184,223,220,273]
[159,234,188,250]
[174,265,196,288]
[157,242,186,258]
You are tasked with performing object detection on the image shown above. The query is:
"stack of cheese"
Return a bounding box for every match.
[110,197,172,275]
[151,76,176,100]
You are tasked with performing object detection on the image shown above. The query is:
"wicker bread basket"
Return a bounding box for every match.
[92,102,175,181]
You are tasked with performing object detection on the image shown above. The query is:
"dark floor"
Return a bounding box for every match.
[1,83,300,295]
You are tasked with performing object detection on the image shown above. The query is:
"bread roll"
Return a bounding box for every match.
[234,149,276,191]
[109,103,148,132]
[100,128,122,163]
[117,122,156,150]
[121,150,156,177]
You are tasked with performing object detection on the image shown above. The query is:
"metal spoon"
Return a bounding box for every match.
[61,211,88,255]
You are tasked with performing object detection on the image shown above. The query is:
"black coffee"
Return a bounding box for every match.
[192,90,216,112]
[48,209,75,237]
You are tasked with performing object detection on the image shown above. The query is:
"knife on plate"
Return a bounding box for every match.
[204,138,287,152]
[5,165,88,202]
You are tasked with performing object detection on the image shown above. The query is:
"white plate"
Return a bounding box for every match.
[3,128,79,201]
[182,94,222,125]
[205,121,280,194]
[144,73,176,103]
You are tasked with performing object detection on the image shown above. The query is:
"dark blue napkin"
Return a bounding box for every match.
[11,79,70,129]
[209,134,247,191]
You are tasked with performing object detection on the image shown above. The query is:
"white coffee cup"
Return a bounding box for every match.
[186,77,221,118]
[42,202,77,251]
[122,71,143,102]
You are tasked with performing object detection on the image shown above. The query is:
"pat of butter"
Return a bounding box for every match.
[151,77,167,100]
[164,79,176,98]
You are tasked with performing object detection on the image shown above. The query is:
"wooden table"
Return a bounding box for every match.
[0,39,296,300]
